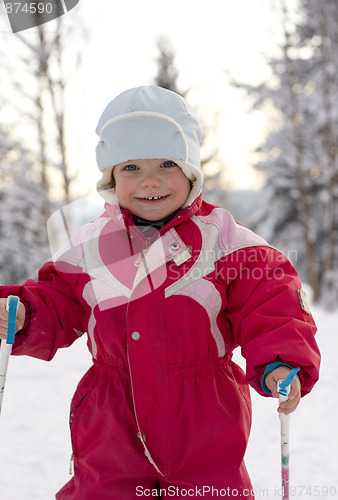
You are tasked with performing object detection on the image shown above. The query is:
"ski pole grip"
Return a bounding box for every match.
[277,367,300,396]
[277,368,299,423]
[277,367,300,407]
[5,296,20,345]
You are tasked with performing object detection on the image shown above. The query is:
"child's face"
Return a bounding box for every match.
[113,159,191,221]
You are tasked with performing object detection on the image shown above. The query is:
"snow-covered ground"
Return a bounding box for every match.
[0,302,335,499]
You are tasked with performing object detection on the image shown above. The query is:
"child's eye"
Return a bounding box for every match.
[161,160,177,168]
[123,164,138,171]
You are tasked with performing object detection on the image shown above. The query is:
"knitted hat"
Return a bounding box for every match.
[95,86,204,208]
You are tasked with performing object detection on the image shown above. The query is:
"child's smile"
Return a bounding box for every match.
[113,159,191,221]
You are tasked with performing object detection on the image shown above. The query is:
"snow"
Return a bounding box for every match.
[0,302,336,499]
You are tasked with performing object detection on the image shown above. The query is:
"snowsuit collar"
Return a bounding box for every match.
[132,209,181,228]
[103,193,203,236]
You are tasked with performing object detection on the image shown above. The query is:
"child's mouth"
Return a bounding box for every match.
[137,195,170,201]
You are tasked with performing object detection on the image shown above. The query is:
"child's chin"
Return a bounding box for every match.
[135,208,169,221]
[138,213,165,221]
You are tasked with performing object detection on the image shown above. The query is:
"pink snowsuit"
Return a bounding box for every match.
[1,195,320,499]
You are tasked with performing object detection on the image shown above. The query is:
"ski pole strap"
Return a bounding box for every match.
[277,367,300,397]
[5,296,20,345]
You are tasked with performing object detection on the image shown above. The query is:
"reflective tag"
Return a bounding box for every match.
[173,249,192,266]
[298,288,311,314]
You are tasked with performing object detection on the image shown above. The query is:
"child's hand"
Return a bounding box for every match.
[0,298,26,340]
[264,366,301,415]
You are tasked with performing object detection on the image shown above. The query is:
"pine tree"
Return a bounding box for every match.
[1,12,88,209]
[0,130,50,284]
[154,35,181,95]
[229,0,338,305]
[153,35,225,207]
[0,12,88,284]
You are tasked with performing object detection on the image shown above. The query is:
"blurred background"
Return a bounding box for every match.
[1,0,337,309]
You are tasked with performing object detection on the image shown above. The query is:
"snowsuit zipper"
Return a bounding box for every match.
[69,394,87,475]
[69,453,74,475]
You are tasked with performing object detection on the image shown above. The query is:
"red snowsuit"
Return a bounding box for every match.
[1,195,320,499]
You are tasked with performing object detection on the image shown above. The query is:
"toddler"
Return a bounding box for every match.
[0,86,320,499]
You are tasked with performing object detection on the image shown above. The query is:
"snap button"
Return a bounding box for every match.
[131,331,141,341]
[171,243,180,251]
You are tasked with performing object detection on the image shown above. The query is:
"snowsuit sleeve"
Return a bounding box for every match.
[224,246,320,397]
[0,261,86,361]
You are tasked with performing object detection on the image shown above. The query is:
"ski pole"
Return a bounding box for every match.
[277,367,300,500]
[0,295,20,415]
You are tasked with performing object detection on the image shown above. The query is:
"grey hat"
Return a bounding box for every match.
[95,86,204,207]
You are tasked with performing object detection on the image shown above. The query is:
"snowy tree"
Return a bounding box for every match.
[154,35,181,95]
[153,35,226,207]
[0,128,50,284]
[0,10,88,283]
[229,0,338,306]
[1,11,88,209]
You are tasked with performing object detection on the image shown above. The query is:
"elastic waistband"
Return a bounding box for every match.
[93,356,232,380]
[93,359,130,378]
[168,356,231,379]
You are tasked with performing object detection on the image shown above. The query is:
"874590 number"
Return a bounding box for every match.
[5,3,53,14]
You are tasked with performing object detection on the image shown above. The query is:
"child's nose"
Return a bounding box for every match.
[140,173,162,188]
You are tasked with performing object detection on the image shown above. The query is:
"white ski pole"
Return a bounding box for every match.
[0,295,20,415]
[277,367,300,500]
